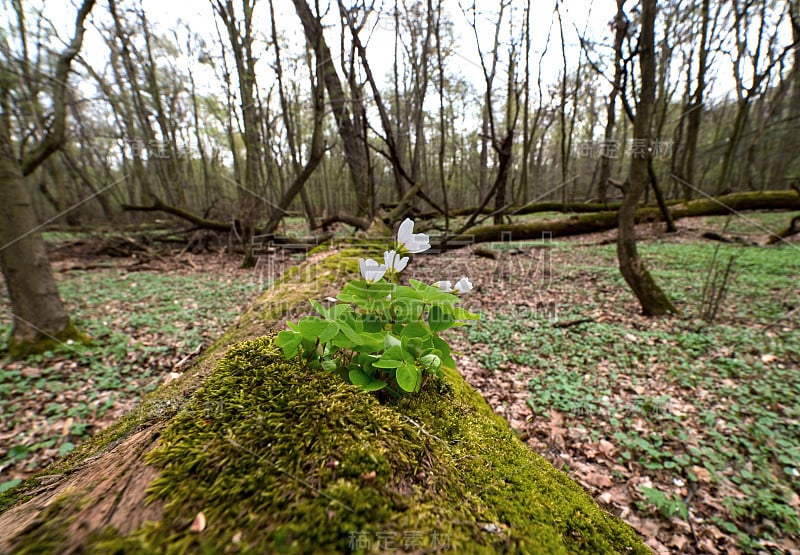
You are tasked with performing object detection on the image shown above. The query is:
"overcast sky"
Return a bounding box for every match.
[54,0,617,105]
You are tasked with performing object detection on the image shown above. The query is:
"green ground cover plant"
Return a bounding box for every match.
[463,222,799,552]
[0,267,260,487]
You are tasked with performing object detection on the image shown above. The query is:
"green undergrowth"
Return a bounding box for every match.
[0,270,260,489]
[702,210,800,236]
[468,234,800,551]
[570,240,799,321]
[89,336,647,554]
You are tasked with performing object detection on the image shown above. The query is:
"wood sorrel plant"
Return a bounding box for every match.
[276,218,479,397]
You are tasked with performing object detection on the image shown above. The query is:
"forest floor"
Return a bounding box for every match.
[1,211,799,554]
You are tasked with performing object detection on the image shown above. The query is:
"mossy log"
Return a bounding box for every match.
[0,247,648,554]
[438,190,800,247]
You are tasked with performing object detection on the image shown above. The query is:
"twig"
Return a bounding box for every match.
[553,318,595,329]
[763,306,800,330]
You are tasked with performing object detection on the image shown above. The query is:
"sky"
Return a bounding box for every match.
[12,0,793,134]
[48,0,618,105]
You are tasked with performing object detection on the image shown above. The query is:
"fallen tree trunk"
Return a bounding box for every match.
[436,190,800,248]
[417,200,626,220]
[0,247,647,554]
[766,214,800,244]
[121,196,332,247]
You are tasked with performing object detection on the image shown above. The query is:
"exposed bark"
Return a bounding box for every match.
[0,425,165,553]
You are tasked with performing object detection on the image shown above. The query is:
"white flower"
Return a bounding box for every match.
[454,277,473,294]
[383,249,409,273]
[359,258,387,283]
[434,280,453,292]
[396,218,431,254]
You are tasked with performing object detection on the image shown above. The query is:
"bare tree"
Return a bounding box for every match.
[263,0,326,233]
[677,0,717,200]
[291,0,373,220]
[617,0,677,316]
[212,0,266,259]
[716,0,796,193]
[0,0,96,357]
[597,0,628,206]
[458,1,520,230]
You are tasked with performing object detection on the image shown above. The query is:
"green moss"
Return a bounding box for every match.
[89,336,647,554]
[7,319,90,359]
[0,480,36,514]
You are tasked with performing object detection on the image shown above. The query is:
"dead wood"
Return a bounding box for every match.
[434,190,800,250]
[766,215,800,244]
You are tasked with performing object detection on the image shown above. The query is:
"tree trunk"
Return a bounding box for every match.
[433,190,800,247]
[292,0,372,218]
[213,0,263,265]
[681,0,712,200]
[616,0,677,316]
[269,0,320,232]
[648,158,677,232]
[0,138,84,357]
[0,0,95,357]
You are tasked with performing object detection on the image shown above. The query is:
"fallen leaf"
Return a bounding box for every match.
[598,439,616,457]
[583,471,613,488]
[698,537,720,555]
[190,511,206,533]
[668,534,688,551]
[21,367,42,379]
[61,417,74,436]
[691,465,711,483]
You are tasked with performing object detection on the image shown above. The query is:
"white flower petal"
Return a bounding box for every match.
[383,250,409,273]
[396,218,431,254]
[434,280,453,292]
[454,277,473,294]
[397,218,414,244]
[359,258,387,283]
